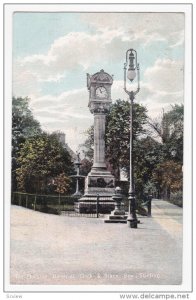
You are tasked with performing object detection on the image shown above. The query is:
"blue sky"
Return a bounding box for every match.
[13,12,184,151]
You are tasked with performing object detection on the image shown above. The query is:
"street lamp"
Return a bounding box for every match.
[124,48,140,228]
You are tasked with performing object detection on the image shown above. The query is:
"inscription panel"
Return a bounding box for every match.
[88,177,114,188]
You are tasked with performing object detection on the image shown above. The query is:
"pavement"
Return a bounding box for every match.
[10,199,182,285]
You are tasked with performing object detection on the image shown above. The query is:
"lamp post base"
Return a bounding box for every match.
[127,217,138,228]
[127,192,139,228]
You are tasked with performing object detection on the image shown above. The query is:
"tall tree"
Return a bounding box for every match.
[16,133,74,194]
[133,136,164,198]
[152,160,183,199]
[147,104,183,199]
[80,101,183,200]
[105,100,148,180]
[148,104,183,163]
[12,97,41,156]
[12,97,42,191]
[54,172,71,203]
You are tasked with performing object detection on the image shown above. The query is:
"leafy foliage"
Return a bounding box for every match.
[169,191,183,207]
[54,172,71,194]
[152,160,183,199]
[82,101,183,201]
[146,104,183,199]
[16,133,74,193]
[12,97,42,191]
[80,158,93,176]
[105,100,148,179]
[148,104,183,163]
[12,97,41,155]
[133,137,164,198]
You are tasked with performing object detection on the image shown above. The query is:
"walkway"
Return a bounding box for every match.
[10,199,182,285]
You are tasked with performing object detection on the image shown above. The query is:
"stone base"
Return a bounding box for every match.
[104,210,128,223]
[127,218,141,227]
[74,168,116,214]
[75,194,115,214]
[104,217,127,223]
[85,172,115,195]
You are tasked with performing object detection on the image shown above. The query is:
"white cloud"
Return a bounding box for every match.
[144,58,184,94]
[111,58,184,119]
[14,29,127,84]
[28,88,93,152]
[136,58,184,118]
[12,61,40,98]
[13,12,184,99]
[13,29,132,98]
[82,12,184,46]
[168,30,184,48]
[30,88,91,121]
[28,81,129,152]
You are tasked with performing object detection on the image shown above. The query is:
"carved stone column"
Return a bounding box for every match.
[93,113,106,170]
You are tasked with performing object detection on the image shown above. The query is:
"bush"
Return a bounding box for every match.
[168,191,183,207]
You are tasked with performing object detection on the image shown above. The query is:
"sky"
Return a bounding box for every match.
[12,12,184,152]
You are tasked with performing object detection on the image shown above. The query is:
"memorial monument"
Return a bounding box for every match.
[75,69,115,213]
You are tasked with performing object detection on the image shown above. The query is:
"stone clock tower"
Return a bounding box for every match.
[87,69,112,172]
[76,70,115,213]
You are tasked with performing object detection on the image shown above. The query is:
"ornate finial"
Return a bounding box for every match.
[87,73,91,90]
[100,69,104,72]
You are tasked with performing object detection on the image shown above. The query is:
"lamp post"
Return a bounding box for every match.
[124,48,140,228]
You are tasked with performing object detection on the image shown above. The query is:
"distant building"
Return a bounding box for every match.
[53,131,77,162]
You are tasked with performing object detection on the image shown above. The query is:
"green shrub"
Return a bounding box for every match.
[169,191,183,207]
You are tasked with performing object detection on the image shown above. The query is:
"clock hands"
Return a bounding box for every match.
[95,86,107,98]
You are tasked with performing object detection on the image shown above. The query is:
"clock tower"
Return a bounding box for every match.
[76,70,115,213]
[87,69,113,171]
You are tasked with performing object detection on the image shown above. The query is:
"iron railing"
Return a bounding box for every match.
[11,192,106,218]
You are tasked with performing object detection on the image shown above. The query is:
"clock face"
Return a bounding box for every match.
[95,86,108,99]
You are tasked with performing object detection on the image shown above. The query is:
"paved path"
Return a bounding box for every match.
[10,199,182,285]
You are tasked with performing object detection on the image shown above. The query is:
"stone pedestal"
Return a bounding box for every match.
[104,187,128,223]
[75,171,115,214]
